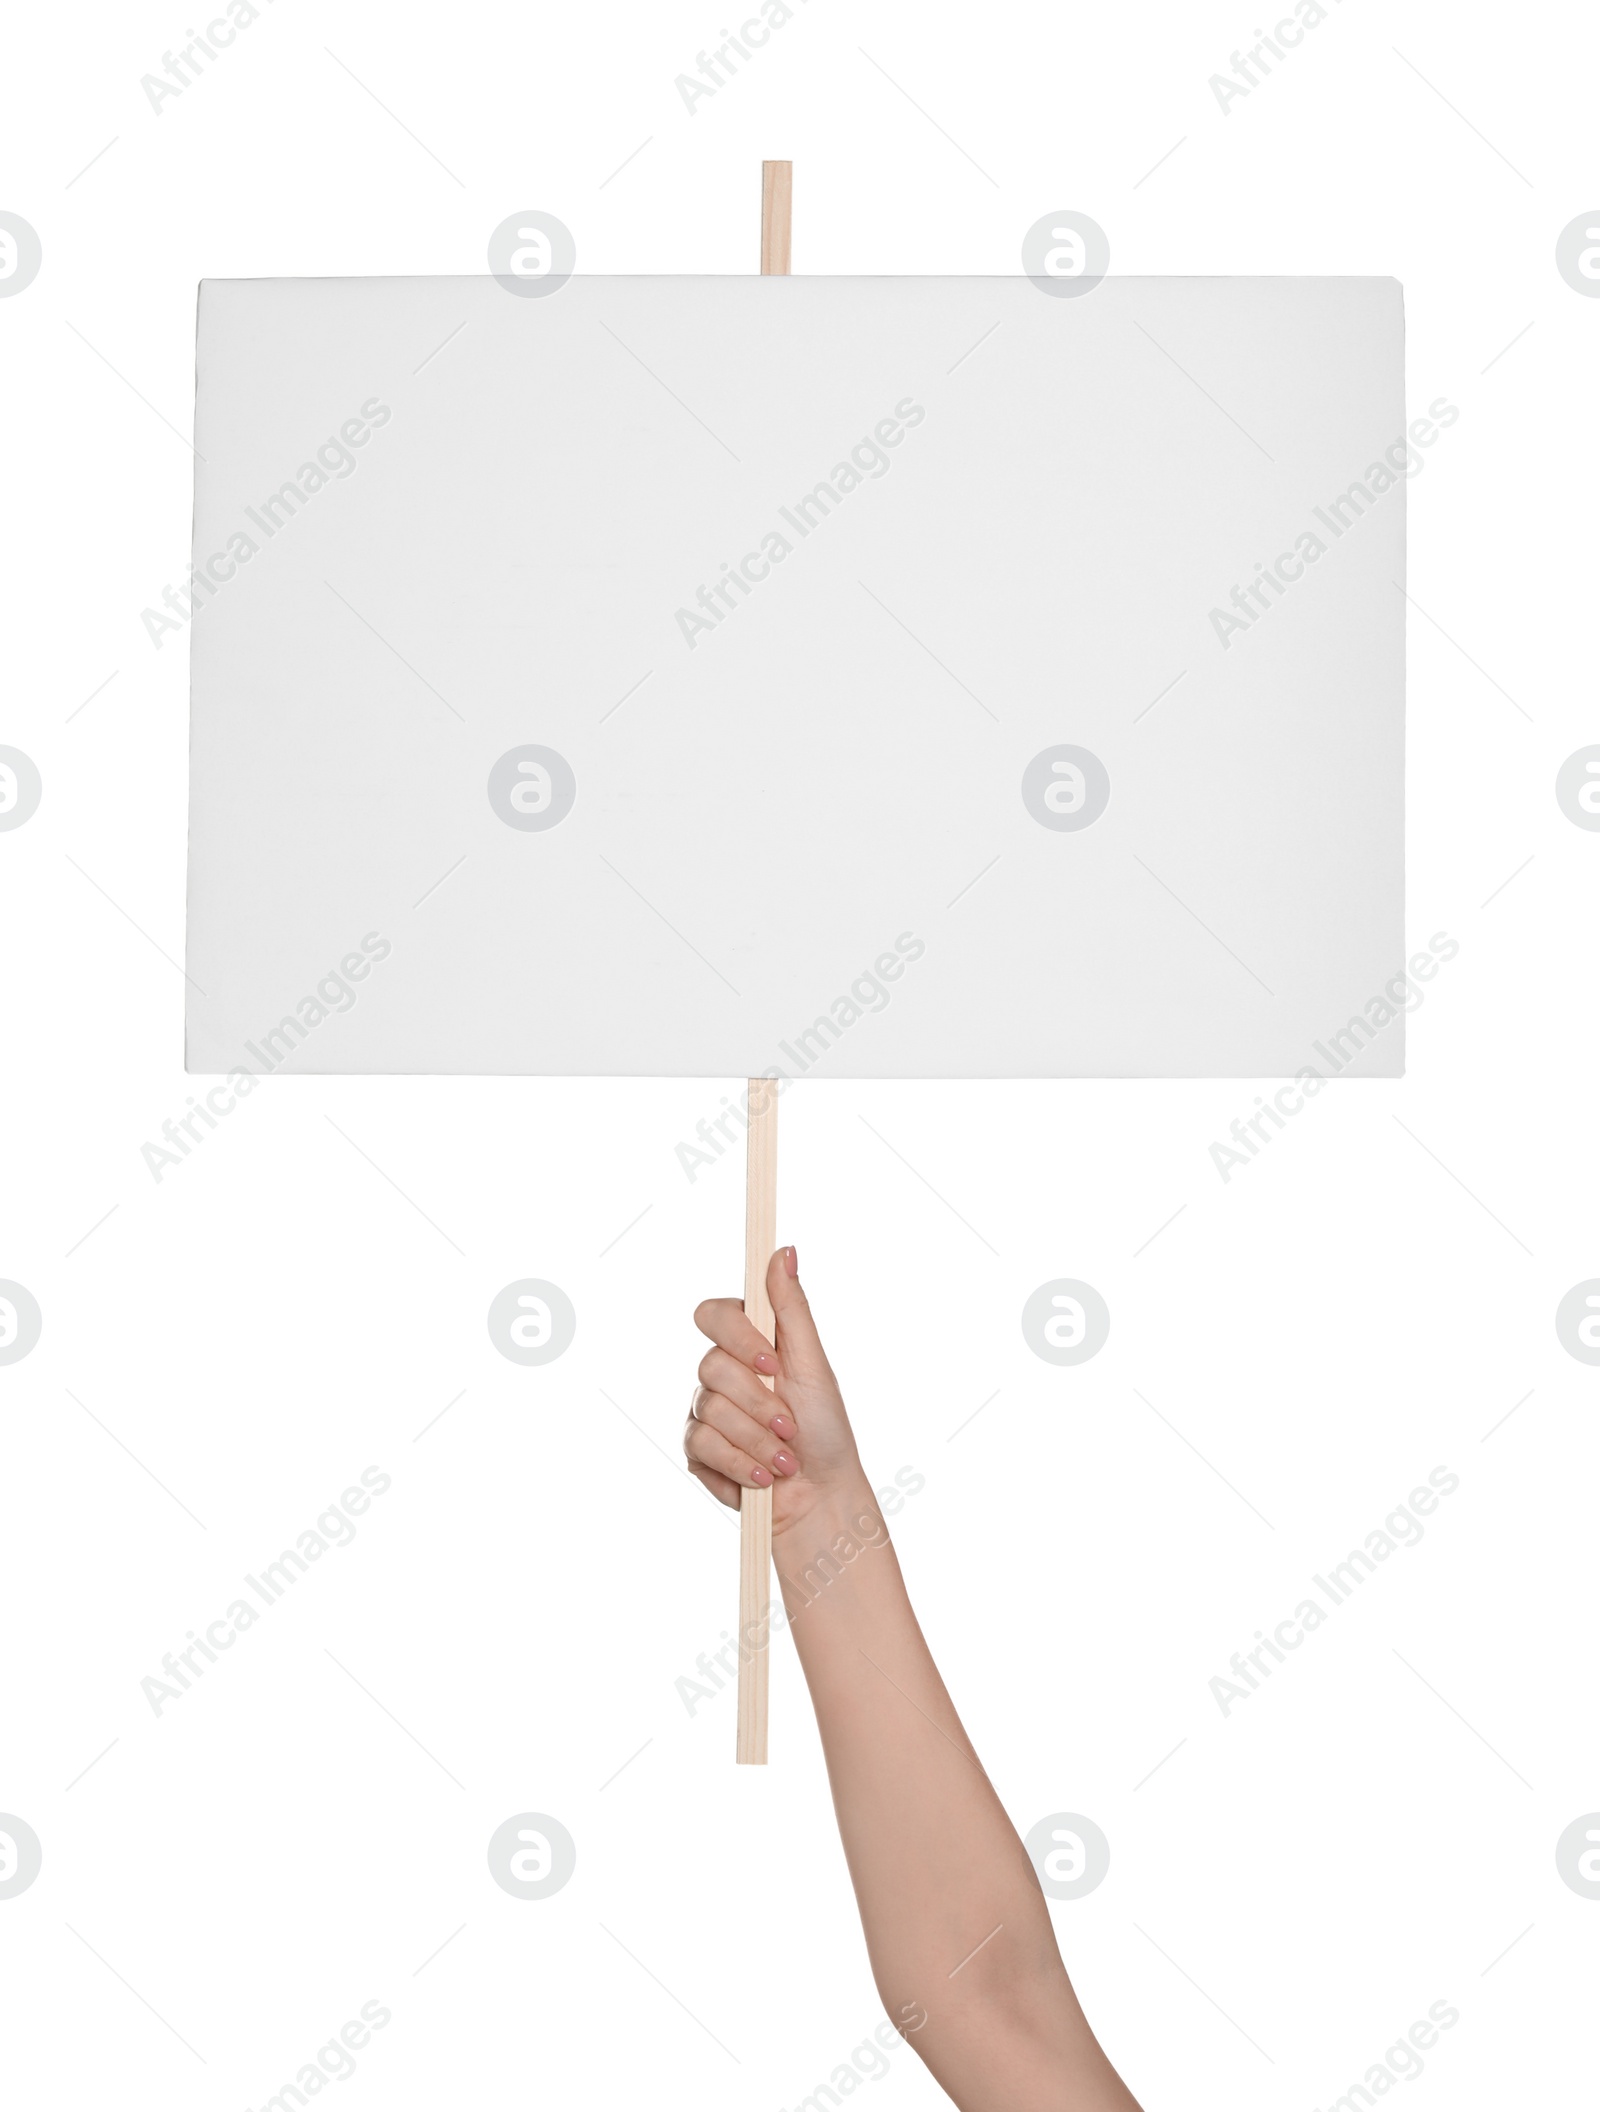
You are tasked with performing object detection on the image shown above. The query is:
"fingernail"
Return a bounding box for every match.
[784,1245,798,1278]
[750,1465,772,1486]
[770,1413,796,1439]
[772,1450,797,1476]
[754,1351,779,1373]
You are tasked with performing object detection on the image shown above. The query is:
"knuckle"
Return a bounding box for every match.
[708,1346,748,1390]
[703,1392,738,1436]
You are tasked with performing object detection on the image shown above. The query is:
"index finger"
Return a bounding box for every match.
[692,1296,778,1374]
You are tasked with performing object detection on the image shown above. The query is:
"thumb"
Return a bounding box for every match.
[766,1247,831,1383]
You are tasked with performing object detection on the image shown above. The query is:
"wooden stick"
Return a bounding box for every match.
[737,1077,778,1764]
[761,159,792,275]
[737,162,790,1768]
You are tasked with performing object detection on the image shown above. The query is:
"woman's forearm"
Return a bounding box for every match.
[776,1476,1141,2111]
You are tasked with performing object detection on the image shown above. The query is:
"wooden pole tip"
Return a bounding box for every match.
[761,162,792,276]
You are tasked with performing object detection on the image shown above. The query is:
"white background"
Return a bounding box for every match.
[3,2,1597,2107]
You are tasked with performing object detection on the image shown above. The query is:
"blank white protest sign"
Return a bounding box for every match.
[184,274,1405,1078]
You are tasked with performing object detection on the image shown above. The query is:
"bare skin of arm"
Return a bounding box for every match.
[685,1246,1144,2112]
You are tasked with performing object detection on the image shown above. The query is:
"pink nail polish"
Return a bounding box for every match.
[771,1414,796,1439]
[772,1450,797,1476]
[751,1466,772,1486]
[784,1245,798,1278]
[754,1351,778,1373]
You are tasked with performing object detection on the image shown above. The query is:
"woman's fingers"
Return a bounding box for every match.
[691,1284,802,1444]
[696,1344,787,1425]
[691,1387,798,1479]
[684,1407,779,1490]
[693,1295,782,1379]
[767,1246,834,1386]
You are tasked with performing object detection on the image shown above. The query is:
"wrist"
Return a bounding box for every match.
[772,1466,877,1543]
[773,1473,896,1605]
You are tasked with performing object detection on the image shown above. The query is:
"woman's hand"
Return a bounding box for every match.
[684,1246,867,1539]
